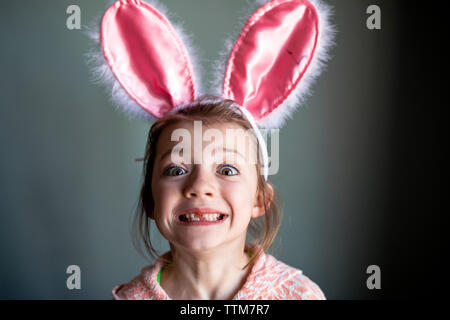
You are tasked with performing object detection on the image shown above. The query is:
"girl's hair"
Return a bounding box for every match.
[132,94,281,270]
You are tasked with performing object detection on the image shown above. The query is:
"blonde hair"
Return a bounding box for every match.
[132,95,281,270]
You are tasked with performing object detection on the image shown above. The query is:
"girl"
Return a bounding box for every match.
[112,96,326,300]
[87,0,334,300]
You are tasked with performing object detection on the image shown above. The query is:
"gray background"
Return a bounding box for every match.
[1,0,427,299]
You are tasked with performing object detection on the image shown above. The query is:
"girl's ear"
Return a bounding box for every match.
[251,183,274,218]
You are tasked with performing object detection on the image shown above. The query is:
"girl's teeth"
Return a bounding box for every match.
[182,213,222,222]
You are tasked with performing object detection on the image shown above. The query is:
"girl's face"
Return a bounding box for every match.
[151,120,265,253]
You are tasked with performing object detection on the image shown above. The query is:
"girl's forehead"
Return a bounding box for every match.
[159,120,251,140]
[156,120,258,163]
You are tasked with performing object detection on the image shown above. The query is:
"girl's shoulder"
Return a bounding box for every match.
[111,247,325,300]
[112,262,169,300]
[236,250,326,300]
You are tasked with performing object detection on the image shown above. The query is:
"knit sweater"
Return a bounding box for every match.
[112,246,325,300]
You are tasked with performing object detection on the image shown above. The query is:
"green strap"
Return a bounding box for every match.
[157,265,165,285]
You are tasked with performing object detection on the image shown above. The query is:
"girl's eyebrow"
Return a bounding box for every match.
[209,147,250,164]
[158,147,247,162]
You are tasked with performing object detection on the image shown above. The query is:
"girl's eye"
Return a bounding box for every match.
[164,166,187,176]
[217,165,239,176]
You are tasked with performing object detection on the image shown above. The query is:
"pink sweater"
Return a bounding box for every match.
[112,246,325,300]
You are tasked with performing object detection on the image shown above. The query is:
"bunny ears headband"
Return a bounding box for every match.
[87,0,335,179]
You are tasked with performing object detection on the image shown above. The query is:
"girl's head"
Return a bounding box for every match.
[92,0,333,269]
[133,95,281,269]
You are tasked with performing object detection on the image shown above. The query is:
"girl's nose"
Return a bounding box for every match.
[182,167,216,199]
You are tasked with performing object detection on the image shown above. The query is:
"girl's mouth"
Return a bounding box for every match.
[177,213,228,225]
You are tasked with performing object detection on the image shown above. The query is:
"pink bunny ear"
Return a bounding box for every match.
[100,0,197,118]
[222,0,335,128]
